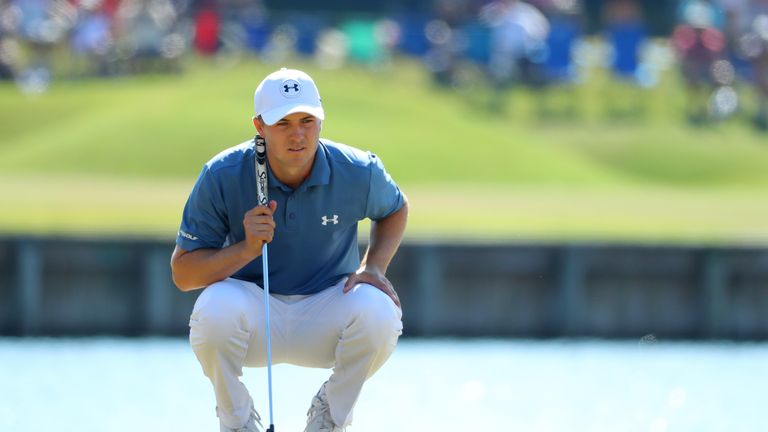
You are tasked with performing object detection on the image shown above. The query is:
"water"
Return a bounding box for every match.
[1,338,766,431]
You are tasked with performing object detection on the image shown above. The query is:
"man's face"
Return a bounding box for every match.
[254,112,321,178]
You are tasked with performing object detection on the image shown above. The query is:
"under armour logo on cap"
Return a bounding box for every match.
[282,80,301,97]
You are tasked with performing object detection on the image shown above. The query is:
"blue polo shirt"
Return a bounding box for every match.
[176,138,404,295]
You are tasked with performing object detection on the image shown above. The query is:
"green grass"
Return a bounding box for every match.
[2,57,768,243]
[2,173,767,244]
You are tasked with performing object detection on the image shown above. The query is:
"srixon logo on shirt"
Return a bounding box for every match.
[321,215,339,226]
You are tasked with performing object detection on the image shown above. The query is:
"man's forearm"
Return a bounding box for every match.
[361,195,409,274]
[171,242,260,291]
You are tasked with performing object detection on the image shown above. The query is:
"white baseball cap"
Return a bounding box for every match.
[253,68,325,125]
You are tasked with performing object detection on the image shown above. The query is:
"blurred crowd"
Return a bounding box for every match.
[425,0,768,129]
[672,0,768,128]
[1,0,768,129]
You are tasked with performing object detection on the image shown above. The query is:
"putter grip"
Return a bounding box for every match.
[255,135,268,204]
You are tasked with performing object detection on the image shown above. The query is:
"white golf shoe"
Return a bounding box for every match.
[304,382,346,432]
[220,407,263,432]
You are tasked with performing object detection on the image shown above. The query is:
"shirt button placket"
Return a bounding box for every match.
[285,195,297,230]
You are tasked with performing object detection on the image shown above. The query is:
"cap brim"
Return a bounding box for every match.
[261,104,325,126]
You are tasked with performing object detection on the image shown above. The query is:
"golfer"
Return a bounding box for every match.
[171,68,407,432]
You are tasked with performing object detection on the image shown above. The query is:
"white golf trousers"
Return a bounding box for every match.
[189,277,403,430]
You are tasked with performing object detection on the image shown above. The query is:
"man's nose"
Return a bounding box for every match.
[289,124,305,139]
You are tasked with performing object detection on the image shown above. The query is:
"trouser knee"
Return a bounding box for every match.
[189,280,253,350]
[347,284,403,348]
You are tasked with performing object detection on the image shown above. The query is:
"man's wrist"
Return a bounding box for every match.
[235,240,261,261]
[360,262,385,276]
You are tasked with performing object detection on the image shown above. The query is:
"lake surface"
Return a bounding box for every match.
[1,338,765,431]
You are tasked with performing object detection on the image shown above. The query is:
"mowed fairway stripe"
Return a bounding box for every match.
[1,174,767,244]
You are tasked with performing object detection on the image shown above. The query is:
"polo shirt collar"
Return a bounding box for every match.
[266,140,331,192]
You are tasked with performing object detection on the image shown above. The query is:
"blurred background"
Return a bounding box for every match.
[2,0,768,430]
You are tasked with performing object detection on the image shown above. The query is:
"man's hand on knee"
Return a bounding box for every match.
[343,265,401,309]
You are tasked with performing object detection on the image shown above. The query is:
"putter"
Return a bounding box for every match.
[254,135,275,432]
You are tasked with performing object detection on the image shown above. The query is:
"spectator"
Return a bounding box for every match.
[604,0,647,79]
[0,1,20,80]
[70,0,113,77]
[13,0,76,91]
[535,0,585,118]
[193,0,219,55]
[485,0,549,83]
[114,0,180,73]
[541,0,583,84]
[672,0,728,124]
[602,0,650,117]
[481,0,550,112]
[424,0,472,87]
[725,0,768,130]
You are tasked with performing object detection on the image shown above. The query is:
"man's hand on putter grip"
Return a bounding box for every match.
[344,265,401,309]
[243,200,277,255]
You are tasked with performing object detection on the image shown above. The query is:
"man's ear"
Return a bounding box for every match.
[252,116,265,135]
